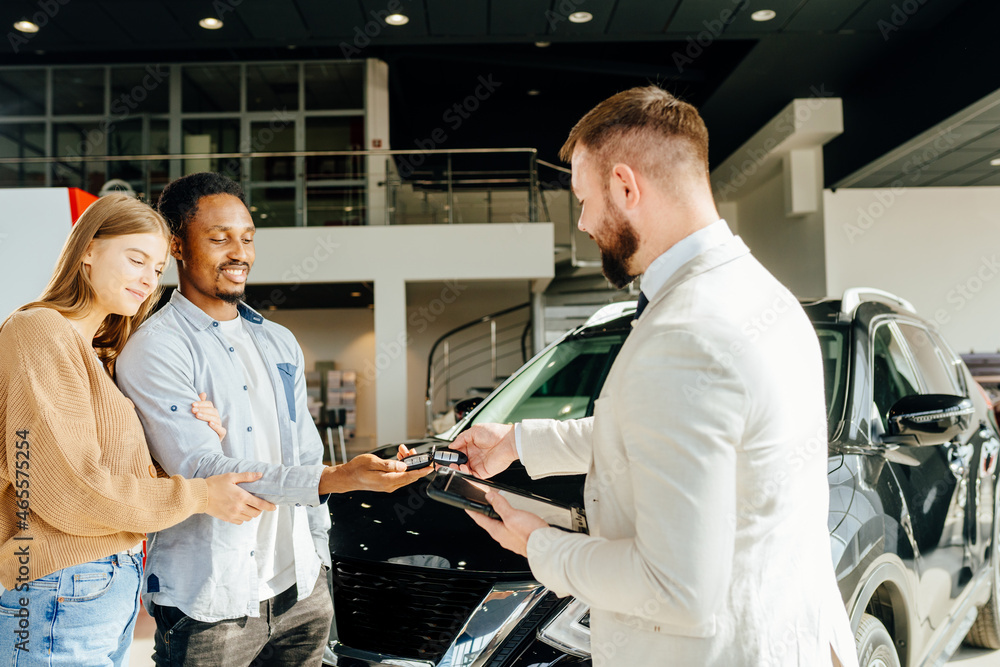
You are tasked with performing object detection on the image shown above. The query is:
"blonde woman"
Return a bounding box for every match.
[0,194,275,666]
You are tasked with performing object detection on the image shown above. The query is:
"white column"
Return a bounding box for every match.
[373,277,408,444]
[365,59,390,225]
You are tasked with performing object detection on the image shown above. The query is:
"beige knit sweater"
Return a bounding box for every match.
[0,307,207,588]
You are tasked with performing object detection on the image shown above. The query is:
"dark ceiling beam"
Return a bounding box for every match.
[823,0,1000,187]
[385,50,704,81]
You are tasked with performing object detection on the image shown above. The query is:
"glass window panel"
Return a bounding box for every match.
[0,123,45,187]
[0,70,45,116]
[897,323,961,395]
[182,118,241,179]
[249,119,295,182]
[54,121,107,156]
[247,64,299,112]
[148,119,171,192]
[872,323,922,430]
[182,65,240,113]
[111,66,171,115]
[306,187,365,226]
[305,116,364,180]
[249,187,296,228]
[106,119,145,184]
[304,63,363,110]
[52,121,107,194]
[53,68,105,115]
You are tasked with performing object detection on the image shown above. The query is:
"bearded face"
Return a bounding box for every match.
[595,190,640,289]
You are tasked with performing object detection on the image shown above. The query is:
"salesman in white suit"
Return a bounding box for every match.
[451,86,858,666]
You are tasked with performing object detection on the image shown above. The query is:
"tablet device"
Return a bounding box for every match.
[426,469,588,533]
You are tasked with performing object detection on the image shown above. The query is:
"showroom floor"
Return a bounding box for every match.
[127,606,999,666]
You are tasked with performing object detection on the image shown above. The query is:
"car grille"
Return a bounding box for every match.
[331,557,496,663]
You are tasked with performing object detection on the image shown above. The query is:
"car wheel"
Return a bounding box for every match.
[965,493,1000,649]
[855,613,901,667]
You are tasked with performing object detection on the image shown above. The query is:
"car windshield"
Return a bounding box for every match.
[467,331,629,426]
[445,322,848,441]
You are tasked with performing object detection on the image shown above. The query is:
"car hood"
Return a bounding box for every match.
[328,438,585,576]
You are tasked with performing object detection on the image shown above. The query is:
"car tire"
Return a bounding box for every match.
[965,492,1000,649]
[855,613,901,667]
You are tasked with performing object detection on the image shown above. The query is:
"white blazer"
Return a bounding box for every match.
[520,237,858,666]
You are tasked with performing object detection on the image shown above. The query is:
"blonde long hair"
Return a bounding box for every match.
[20,194,170,375]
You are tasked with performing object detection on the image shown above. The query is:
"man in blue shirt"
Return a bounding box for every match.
[117,172,427,666]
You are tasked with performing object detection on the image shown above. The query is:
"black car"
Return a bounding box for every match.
[323,290,1000,667]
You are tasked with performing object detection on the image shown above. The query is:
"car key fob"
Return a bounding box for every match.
[401,453,433,470]
[432,448,468,466]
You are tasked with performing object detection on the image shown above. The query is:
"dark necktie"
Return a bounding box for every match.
[633,292,649,321]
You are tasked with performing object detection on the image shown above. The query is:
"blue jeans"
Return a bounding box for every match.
[0,552,143,666]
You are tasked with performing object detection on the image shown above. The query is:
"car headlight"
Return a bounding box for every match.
[537,599,591,658]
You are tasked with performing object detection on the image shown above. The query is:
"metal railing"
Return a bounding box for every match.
[0,147,540,228]
[424,303,531,434]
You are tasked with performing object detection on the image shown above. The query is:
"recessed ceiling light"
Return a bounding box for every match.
[568,11,593,24]
[351,292,362,297]
[13,20,39,33]
[527,89,541,96]
[534,41,551,48]
[991,158,1000,167]
[751,9,777,21]
[385,13,409,26]
[198,17,223,30]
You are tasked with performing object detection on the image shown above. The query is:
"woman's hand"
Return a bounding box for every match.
[204,471,276,524]
[192,392,226,441]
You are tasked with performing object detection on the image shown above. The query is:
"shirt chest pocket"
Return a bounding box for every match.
[276,363,297,422]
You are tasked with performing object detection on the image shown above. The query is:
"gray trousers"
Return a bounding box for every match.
[150,571,333,667]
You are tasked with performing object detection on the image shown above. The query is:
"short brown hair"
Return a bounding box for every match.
[559,86,710,184]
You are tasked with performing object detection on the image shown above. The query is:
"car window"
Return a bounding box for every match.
[814,325,849,436]
[469,333,626,426]
[929,329,968,396]
[896,322,961,396]
[872,322,922,430]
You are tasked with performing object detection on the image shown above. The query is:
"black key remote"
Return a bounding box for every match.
[432,448,468,466]
[401,453,433,470]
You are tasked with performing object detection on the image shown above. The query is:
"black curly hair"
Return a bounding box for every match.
[156,172,246,239]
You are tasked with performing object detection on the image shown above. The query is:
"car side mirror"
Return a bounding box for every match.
[454,396,484,421]
[883,394,974,447]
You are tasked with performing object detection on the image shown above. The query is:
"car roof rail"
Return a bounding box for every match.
[840,287,917,318]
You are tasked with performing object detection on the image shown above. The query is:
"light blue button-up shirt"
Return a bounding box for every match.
[117,290,331,622]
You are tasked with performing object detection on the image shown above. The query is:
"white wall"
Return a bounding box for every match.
[0,188,73,320]
[727,171,828,297]
[264,280,532,449]
[267,308,376,449]
[824,186,1000,353]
